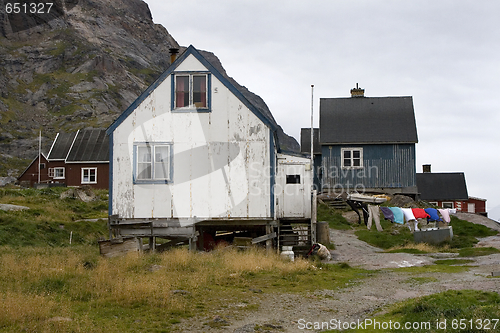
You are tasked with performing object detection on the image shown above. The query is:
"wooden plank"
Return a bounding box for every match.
[252,232,277,244]
[99,237,140,258]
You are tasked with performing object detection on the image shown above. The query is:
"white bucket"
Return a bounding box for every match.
[280,246,294,262]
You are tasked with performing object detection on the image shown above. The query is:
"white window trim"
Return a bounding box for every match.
[442,201,454,209]
[81,167,97,184]
[172,72,211,112]
[134,142,173,184]
[341,147,363,169]
[49,167,65,179]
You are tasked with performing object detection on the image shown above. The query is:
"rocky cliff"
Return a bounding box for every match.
[0,0,299,179]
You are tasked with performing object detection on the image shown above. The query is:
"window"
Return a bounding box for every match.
[48,167,65,179]
[134,143,172,183]
[173,73,210,110]
[81,168,97,184]
[39,163,45,169]
[341,148,363,168]
[442,202,454,209]
[286,175,301,184]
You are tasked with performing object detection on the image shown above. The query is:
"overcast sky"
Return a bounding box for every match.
[146,0,500,220]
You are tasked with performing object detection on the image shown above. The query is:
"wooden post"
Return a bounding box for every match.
[311,190,317,244]
[265,223,273,252]
[148,221,155,252]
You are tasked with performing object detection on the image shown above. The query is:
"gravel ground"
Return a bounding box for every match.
[176,214,500,333]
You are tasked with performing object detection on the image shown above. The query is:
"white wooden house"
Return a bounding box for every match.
[106,46,313,250]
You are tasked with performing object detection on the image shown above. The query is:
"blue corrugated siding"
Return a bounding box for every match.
[320,144,416,190]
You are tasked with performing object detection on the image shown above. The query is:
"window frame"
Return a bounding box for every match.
[442,202,454,209]
[341,147,363,169]
[133,142,173,184]
[49,167,65,179]
[171,72,211,112]
[81,167,97,184]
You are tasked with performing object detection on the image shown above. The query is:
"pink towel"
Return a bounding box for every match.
[438,209,451,223]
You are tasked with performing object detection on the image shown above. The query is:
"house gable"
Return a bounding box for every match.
[107,45,278,137]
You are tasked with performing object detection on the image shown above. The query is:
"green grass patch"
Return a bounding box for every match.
[459,247,500,257]
[339,290,500,333]
[434,259,475,265]
[385,248,428,254]
[392,264,469,274]
[447,216,498,248]
[0,187,108,247]
[355,224,413,250]
[317,202,352,230]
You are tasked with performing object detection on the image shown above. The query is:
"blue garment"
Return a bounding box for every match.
[389,207,405,224]
[380,207,395,222]
[425,208,442,222]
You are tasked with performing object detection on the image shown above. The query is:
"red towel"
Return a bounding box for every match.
[412,208,430,219]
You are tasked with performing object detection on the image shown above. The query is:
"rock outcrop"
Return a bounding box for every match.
[0,0,299,178]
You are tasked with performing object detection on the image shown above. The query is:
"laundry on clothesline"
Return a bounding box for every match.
[380,207,395,223]
[411,208,430,219]
[388,207,405,224]
[378,206,453,225]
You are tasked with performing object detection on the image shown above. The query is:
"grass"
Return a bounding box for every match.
[0,187,108,247]
[386,243,446,254]
[338,290,500,333]
[434,259,475,265]
[459,247,500,257]
[0,246,369,332]
[317,202,352,230]
[355,220,413,249]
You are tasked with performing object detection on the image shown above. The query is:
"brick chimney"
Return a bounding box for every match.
[350,83,365,98]
[423,164,431,173]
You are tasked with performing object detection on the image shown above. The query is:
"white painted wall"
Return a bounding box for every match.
[111,54,272,223]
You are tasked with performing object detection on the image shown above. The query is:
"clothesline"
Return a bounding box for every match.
[380,207,455,224]
[367,206,456,232]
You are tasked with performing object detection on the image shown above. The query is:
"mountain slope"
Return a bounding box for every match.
[0,0,299,179]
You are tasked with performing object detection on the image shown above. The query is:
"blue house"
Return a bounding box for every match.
[302,86,418,195]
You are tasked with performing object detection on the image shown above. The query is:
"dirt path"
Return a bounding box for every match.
[177,215,500,333]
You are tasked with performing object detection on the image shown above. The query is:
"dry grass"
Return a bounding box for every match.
[0,246,318,332]
[386,242,451,254]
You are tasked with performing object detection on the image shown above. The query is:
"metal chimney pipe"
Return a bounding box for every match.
[169,48,179,64]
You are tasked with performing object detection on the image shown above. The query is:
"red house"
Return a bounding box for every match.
[18,129,109,189]
[416,165,487,216]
